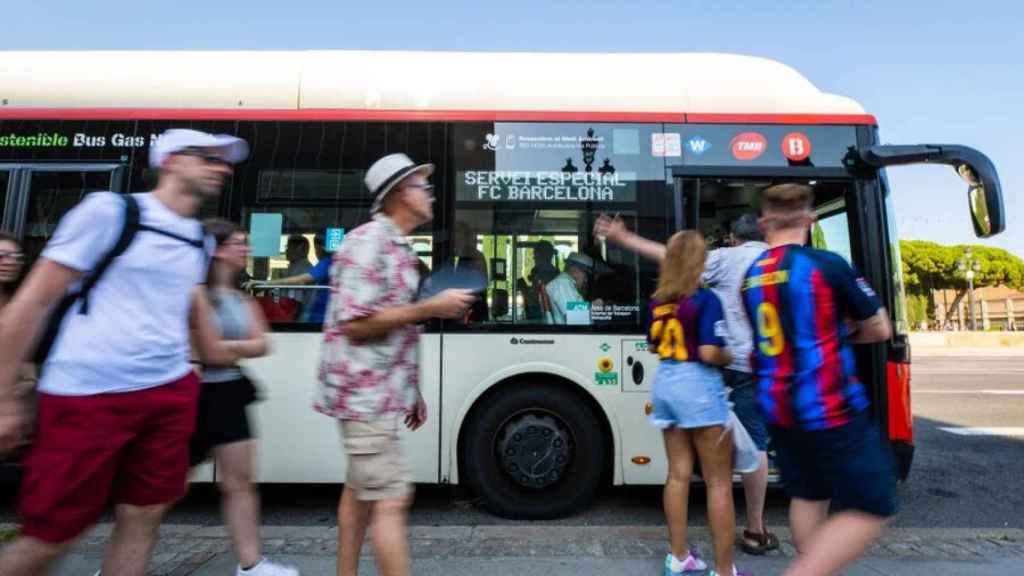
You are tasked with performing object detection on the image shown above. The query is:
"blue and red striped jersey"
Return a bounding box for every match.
[741,245,882,430]
[647,288,727,364]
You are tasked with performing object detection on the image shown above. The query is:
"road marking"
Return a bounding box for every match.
[913,389,1024,395]
[913,369,1024,375]
[938,427,1024,437]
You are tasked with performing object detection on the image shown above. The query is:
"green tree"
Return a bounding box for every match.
[811,222,827,250]
[899,240,1024,325]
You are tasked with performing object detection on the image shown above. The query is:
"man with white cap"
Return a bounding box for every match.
[545,252,596,324]
[0,129,261,576]
[316,153,475,576]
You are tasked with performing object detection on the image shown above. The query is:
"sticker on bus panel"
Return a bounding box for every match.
[686,136,711,156]
[651,133,682,158]
[325,228,345,252]
[782,132,812,161]
[730,132,767,160]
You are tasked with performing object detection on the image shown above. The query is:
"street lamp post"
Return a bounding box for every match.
[958,249,983,331]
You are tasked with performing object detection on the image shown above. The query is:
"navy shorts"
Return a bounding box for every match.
[770,412,897,518]
[723,369,769,452]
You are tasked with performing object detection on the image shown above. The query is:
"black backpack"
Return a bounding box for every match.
[32,194,207,365]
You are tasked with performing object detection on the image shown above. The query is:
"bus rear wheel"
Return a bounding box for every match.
[460,384,607,519]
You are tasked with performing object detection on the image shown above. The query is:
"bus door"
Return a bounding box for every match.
[1,163,126,268]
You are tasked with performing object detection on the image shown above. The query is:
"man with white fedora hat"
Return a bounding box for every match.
[0,128,256,575]
[316,153,475,576]
[545,252,596,324]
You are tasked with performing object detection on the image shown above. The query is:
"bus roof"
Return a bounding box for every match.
[0,51,873,123]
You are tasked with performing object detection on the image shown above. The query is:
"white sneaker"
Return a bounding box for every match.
[236,557,300,576]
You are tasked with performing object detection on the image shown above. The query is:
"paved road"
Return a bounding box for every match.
[4,354,1023,529]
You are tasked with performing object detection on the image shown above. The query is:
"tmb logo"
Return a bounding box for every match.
[730,132,767,161]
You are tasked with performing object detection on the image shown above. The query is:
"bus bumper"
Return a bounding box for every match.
[892,440,915,482]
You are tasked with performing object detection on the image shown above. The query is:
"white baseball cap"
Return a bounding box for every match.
[565,253,595,271]
[365,153,434,213]
[149,129,250,169]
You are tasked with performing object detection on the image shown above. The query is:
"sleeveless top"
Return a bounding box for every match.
[203,288,252,383]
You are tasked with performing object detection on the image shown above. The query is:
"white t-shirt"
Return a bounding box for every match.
[39,192,209,396]
[701,241,769,373]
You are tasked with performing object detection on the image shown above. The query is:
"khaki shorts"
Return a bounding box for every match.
[340,418,412,501]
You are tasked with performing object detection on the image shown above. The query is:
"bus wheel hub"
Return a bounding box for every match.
[497,413,571,489]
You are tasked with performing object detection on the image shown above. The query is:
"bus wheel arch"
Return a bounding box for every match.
[456,373,614,519]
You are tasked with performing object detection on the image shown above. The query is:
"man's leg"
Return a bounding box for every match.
[101,503,172,576]
[726,371,772,542]
[4,392,128,575]
[788,498,830,553]
[370,494,413,576]
[338,485,372,576]
[740,452,769,535]
[0,536,73,576]
[106,374,200,575]
[783,511,887,576]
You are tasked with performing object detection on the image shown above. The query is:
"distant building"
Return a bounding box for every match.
[931,286,1023,331]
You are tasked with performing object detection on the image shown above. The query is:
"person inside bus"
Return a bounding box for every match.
[520,240,560,321]
[190,219,298,576]
[258,234,332,325]
[644,230,746,576]
[544,252,596,324]
[453,221,489,323]
[280,235,313,318]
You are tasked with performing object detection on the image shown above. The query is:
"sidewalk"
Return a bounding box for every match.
[25,523,1024,575]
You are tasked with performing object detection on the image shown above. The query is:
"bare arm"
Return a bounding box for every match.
[847,308,892,344]
[190,288,250,365]
[242,296,271,358]
[269,273,315,287]
[697,344,733,367]
[344,290,476,341]
[0,259,82,398]
[343,301,439,341]
[594,214,666,262]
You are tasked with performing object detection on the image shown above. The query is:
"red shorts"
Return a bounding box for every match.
[17,372,200,544]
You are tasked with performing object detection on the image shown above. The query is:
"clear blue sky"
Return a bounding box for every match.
[3,1,1021,256]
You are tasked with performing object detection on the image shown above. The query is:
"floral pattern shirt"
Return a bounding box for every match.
[315,214,422,421]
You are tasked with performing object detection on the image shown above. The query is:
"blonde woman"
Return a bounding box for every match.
[645,231,747,576]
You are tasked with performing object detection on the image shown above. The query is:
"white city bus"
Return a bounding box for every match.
[0,51,1005,518]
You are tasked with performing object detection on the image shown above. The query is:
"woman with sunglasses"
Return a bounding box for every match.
[190,220,298,576]
[0,232,35,452]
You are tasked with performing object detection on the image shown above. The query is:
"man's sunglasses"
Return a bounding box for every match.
[403,183,435,194]
[177,148,232,166]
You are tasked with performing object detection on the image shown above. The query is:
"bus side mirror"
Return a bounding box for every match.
[855,144,1005,238]
[958,164,996,237]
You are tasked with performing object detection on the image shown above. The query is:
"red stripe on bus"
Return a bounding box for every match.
[0,108,877,125]
[686,113,877,125]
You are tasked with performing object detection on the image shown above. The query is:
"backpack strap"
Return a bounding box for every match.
[77,194,141,314]
[136,223,206,249]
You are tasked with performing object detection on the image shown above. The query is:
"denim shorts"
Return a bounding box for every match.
[770,412,897,518]
[649,361,729,430]
[723,369,770,452]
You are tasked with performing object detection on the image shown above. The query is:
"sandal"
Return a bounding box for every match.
[739,529,780,555]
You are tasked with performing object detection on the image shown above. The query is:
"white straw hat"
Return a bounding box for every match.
[365,153,434,213]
